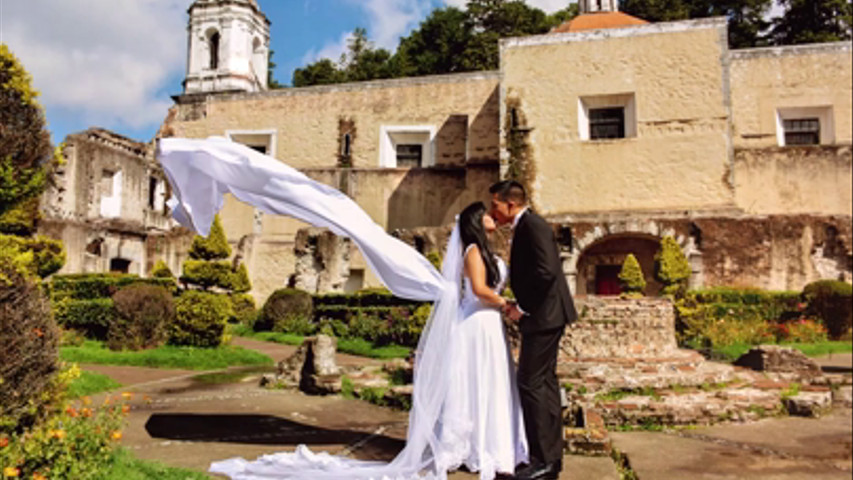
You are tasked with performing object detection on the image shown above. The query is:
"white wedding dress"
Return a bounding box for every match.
[155,137,527,480]
[438,246,528,479]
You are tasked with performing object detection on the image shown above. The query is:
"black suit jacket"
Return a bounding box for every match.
[509,210,577,333]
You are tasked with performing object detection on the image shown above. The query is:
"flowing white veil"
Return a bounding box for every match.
[157,137,468,479]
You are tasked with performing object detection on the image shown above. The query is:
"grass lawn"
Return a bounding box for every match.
[67,370,122,398]
[61,340,273,370]
[98,449,208,480]
[229,324,411,359]
[713,341,853,362]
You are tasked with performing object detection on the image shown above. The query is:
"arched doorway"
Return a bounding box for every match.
[575,234,662,296]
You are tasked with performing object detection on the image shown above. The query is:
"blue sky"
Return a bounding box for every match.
[2,0,782,146]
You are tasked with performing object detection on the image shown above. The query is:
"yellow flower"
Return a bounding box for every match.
[121,392,133,400]
[3,467,19,477]
[50,429,66,440]
[81,408,92,418]
[111,431,123,441]
[32,473,47,480]
[82,396,92,406]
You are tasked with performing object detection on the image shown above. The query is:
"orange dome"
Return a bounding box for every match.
[552,12,649,33]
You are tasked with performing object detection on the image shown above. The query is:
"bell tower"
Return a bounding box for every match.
[184,0,271,94]
[580,0,619,13]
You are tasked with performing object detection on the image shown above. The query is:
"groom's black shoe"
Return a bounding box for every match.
[514,460,562,480]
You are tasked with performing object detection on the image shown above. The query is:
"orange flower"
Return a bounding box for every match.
[121,392,133,400]
[0,437,8,448]
[81,408,92,418]
[33,328,44,338]
[121,405,131,414]
[82,396,92,406]
[49,429,66,440]
[3,467,19,477]
[111,431,123,441]
[65,406,78,418]
[32,473,47,480]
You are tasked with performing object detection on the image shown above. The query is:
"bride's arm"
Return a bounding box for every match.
[464,245,507,308]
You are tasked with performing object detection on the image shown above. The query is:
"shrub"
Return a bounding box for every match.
[0,262,59,433]
[256,288,314,332]
[675,287,800,351]
[618,254,646,297]
[151,259,174,278]
[0,197,38,236]
[776,319,828,343]
[802,280,852,339]
[53,298,115,340]
[655,236,690,296]
[0,366,127,479]
[229,293,257,325]
[426,250,442,271]
[50,273,175,301]
[0,233,65,280]
[188,214,231,261]
[170,291,231,348]
[387,306,424,346]
[180,259,233,290]
[108,284,175,351]
[229,263,252,293]
[273,314,317,336]
[347,310,389,343]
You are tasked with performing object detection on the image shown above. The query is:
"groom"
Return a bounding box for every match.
[490,180,577,480]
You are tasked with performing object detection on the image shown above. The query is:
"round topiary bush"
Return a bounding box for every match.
[0,262,59,433]
[108,284,175,351]
[256,288,313,333]
[803,279,852,339]
[151,259,174,279]
[170,291,231,348]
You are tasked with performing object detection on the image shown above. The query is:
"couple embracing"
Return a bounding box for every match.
[157,138,576,480]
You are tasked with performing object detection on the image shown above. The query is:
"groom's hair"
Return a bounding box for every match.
[489,180,526,205]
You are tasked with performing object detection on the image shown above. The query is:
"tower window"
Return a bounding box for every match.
[342,133,352,158]
[209,32,220,70]
[148,177,157,209]
[782,118,820,146]
[589,107,625,140]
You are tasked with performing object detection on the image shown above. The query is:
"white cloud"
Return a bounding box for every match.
[2,0,193,130]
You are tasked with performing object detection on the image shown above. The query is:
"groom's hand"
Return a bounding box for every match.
[504,301,523,322]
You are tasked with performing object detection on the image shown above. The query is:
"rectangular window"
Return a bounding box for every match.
[249,144,267,155]
[782,118,820,146]
[589,107,625,140]
[148,177,157,209]
[396,144,423,168]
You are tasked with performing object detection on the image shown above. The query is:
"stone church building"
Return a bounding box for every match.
[42,0,853,303]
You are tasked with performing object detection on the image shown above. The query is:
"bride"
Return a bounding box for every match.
[156,138,527,480]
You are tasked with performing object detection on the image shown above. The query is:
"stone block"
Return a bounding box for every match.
[832,385,853,408]
[783,391,832,417]
[733,345,822,377]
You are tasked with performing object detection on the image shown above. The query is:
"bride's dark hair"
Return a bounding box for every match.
[458,201,500,288]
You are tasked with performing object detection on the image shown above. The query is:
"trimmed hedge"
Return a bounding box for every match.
[51,273,175,301]
[803,280,853,339]
[170,291,231,348]
[256,288,313,332]
[53,297,115,340]
[180,259,233,290]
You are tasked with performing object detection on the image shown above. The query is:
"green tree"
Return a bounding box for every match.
[770,0,852,45]
[621,0,773,48]
[189,214,231,260]
[655,236,691,296]
[267,49,285,89]
[462,0,554,70]
[292,58,346,87]
[546,3,581,27]
[394,7,473,76]
[0,44,58,218]
[618,254,646,297]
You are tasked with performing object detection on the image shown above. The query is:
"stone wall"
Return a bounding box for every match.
[163,71,501,170]
[561,297,677,359]
[730,42,852,149]
[734,145,852,216]
[500,18,735,215]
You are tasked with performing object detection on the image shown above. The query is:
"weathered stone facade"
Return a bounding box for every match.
[40,129,190,276]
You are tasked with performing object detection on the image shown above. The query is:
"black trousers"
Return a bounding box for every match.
[517,326,564,465]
